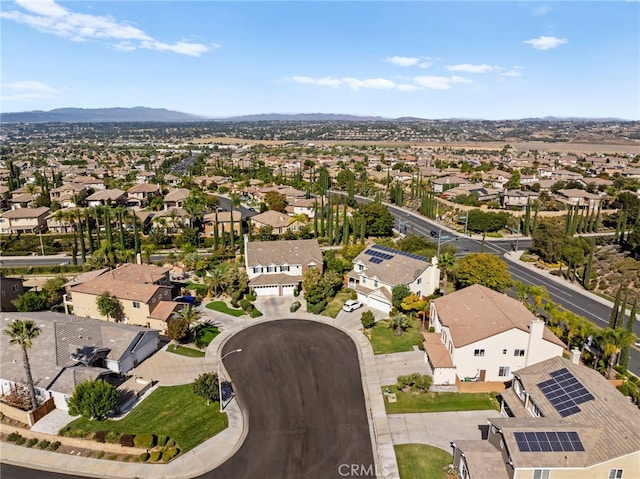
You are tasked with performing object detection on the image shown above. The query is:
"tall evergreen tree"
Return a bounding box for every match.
[609,285,623,328]
[620,298,638,371]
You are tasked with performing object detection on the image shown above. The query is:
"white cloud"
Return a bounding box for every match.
[1,79,60,101]
[450,76,473,84]
[397,84,421,92]
[500,67,523,77]
[385,56,420,67]
[446,63,495,73]
[289,76,396,91]
[523,36,567,50]
[412,76,454,90]
[417,62,432,69]
[1,0,214,57]
[532,5,552,16]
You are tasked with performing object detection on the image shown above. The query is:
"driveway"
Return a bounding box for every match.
[202,320,376,479]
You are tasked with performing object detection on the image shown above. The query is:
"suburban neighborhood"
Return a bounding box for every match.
[1,116,639,479]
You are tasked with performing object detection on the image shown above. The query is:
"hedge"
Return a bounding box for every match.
[134,433,155,449]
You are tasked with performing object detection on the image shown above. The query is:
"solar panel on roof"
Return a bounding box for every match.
[514,431,584,453]
[537,368,594,417]
[370,258,382,264]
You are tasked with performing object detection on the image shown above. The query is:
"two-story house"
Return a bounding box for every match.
[202,210,242,238]
[452,356,640,479]
[425,284,565,384]
[163,188,190,209]
[0,276,24,312]
[65,264,180,332]
[245,238,323,296]
[250,210,306,235]
[346,244,440,313]
[0,207,50,234]
[85,189,127,208]
[555,189,604,210]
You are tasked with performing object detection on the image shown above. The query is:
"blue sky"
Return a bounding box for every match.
[1,1,639,119]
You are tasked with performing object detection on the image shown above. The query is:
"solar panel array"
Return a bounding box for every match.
[514,431,585,453]
[537,368,594,417]
[371,244,429,262]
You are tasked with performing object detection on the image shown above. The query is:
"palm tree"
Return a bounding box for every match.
[171,305,202,337]
[204,268,223,298]
[389,314,412,336]
[4,320,42,410]
[437,251,456,295]
[599,327,637,379]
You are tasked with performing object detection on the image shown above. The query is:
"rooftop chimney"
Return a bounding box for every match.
[570,348,582,365]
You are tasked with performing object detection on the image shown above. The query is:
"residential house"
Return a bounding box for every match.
[425,284,565,384]
[0,185,10,209]
[0,207,50,234]
[432,175,469,193]
[163,188,190,209]
[500,190,540,209]
[245,238,323,296]
[50,183,88,208]
[9,193,36,209]
[150,207,190,233]
[69,176,105,191]
[65,264,179,332]
[555,189,604,210]
[0,311,159,412]
[250,210,306,235]
[202,210,242,238]
[452,355,640,479]
[163,174,180,187]
[0,276,24,312]
[126,183,161,209]
[285,197,323,219]
[85,189,127,208]
[346,244,440,313]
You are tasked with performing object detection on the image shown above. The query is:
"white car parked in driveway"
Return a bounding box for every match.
[342,299,363,312]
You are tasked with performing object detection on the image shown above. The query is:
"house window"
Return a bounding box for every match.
[514,349,525,357]
[609,470,623,479]
[133,301,140,309]
[254,267,263,274]
[417,278,422,285]
[499,366,510,377]
[358,264,364,271]
[1,290,5,297]
[267,266,276,273]
[474,349,485,357]
[164,290,169,297]
[12,284,20,292]
[533,470,550,479]
[503,349,507,355]
[362,278,367,285]
[281,265,290,272]
[374,280,378,287]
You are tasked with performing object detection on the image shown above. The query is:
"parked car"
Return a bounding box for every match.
[173,295,198,306]
[343,299,363,312]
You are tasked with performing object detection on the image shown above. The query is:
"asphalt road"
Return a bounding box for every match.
[203,320,375,479]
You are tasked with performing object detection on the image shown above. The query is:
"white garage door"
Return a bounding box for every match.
[281,285,296,296]
[253,285,279,296]
[368,296,391,314]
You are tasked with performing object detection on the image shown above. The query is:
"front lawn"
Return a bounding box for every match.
[395,444,453,479]
[61,384,228,453]
[167,344,205,357]
[206,301,245,317]
[382,388,499,414]
[322,291,354,318]
[369,317,425,354]
[194,323,220,346]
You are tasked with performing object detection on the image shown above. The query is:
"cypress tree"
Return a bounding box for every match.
[213,210,220,250]
[531,205,539,234]
[313,200,318,237]
[327,198,333,244]
[565,206,573,236]
[85,209,94,254]
[620,298,638,371]
[617,287,629,330]
[582,239,595,290]
[523,198,531,236]
[609,285,623,328]
[229,207,235,254]
[360,215,366,245]
[594,204,602,232]
[77,210,87,263]
[133,212,141,255]
[342,203,349,246]
[320,196,325,237]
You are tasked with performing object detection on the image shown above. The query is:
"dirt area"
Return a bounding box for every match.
[592,245,640,304]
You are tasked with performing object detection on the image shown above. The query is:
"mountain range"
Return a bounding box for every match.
[0,107,628,123]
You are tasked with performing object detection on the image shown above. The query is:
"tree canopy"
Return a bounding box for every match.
[455,253,512,292]
[68,379,118,420]
[355,202,394,237]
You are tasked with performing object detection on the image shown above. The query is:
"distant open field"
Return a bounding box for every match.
[189,136,640,155]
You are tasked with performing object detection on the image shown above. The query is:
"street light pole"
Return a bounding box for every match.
[218,348,242,413]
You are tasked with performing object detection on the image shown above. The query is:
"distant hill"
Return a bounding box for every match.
[0,106,207,123]
[220,113,389,122]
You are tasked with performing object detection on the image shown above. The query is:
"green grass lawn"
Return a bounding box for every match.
[394,444,453,479]
[185,282,207,293]
[206,301,245,317]
[382,388,499,414]
[194,324,220,346]
[61,384,228,452]
[369,317,426,354]
[322,291,354,318]
[167,344,205,357]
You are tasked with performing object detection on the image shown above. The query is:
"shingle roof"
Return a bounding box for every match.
[422,332,454,368]
[249,273,302,286]
[498,356,640,468]
[432,284,565,348]
[85,189,126,200]
[163,188,190,202]
[70,276,171,303]
[246,239,322,267]
[1,312,158,395]
[250,210,295,228]
[108,263,170,284]
[353,246,433,286]
[454,440,509,479]
[203,211,242,223]
[1,207,50,219]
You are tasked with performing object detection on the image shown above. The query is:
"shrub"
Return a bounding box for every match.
[166,438,176,448]
[93,430,108,443]
[120,434,135,447]
[64,427,88,438]
[308,300,327,315]
[134,433,155,449]
[246,293,256,302]
[122,455,131,462]
[96,451,105,459]
[239,298,251,311]
[108,454,118,461]
[149,451,162,462]
[162,447,179,462]
[290,301,301,312]
[7,432,23,442]
[360,311,375,329]
[396,373,432,392]
[250,308,263,318]
[105,431,121,444]
[37,439,51,449]
[26,438,38,448]
[15,436,26,445]
[138,452,150,462]
[157,435,169,447]
[48,441,61,451]
[195,337,207,349]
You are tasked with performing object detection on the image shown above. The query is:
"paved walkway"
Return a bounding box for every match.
[375,350,432,387]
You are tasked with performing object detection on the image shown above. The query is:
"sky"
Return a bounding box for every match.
[1,1,639,120]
